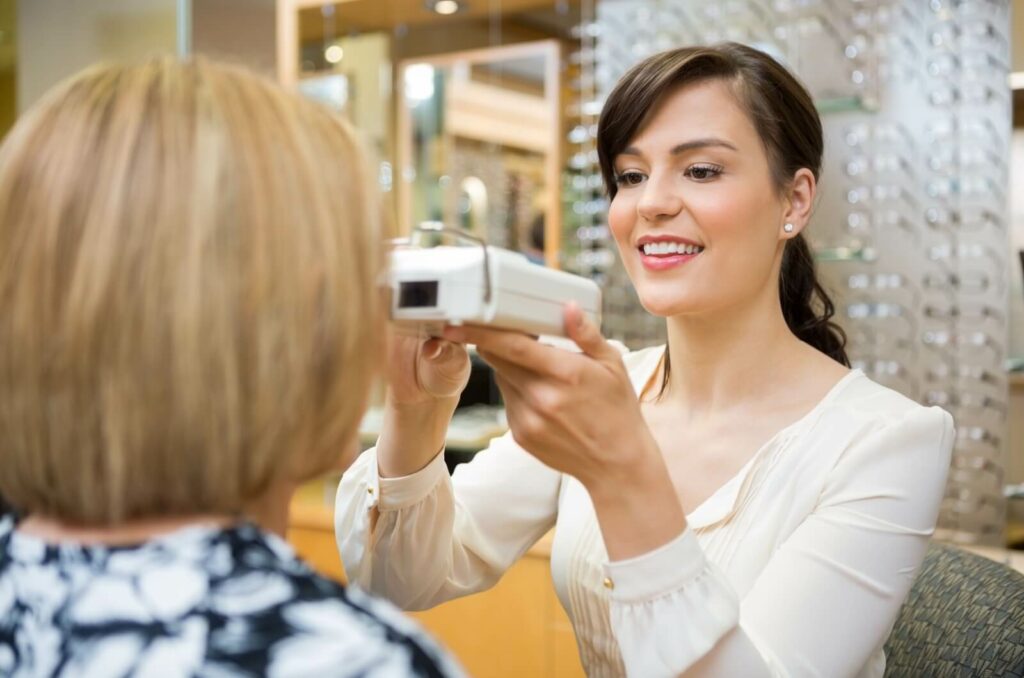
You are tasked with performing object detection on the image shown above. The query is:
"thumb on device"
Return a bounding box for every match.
[564,302,617,362]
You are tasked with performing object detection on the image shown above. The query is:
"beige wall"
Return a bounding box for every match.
[0,0,15,137]
[335,32,390,150]
[1015,0,1024,73]
[1012,1,1023,359]
[191,0,275,75]
[17,0,177,113]
[1012,132,1024,360]
[1008,2,1023,491]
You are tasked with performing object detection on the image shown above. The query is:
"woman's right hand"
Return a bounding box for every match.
[376,328,470,478]
[385,329,470,407]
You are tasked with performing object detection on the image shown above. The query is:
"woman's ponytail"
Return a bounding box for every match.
[779,233,849,366]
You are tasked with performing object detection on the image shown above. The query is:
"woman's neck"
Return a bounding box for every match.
[17,482,295,546]
[17,512,236,546]
[660,293,808,418]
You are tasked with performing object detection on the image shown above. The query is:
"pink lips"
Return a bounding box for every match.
[636,236,703,272]
[639,251,699,271]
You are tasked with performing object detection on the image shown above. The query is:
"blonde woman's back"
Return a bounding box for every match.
[0,516,461,676]
[0,58,461,677]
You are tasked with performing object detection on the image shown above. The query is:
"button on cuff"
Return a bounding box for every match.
[603,528,707,602]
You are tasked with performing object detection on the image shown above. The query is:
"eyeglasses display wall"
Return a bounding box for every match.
[569,0,1011,545]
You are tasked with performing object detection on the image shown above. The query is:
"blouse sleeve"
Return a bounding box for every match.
[604,405,954,678]
[334,431,561,610]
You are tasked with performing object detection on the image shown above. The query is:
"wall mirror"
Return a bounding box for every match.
[397,40,562,266]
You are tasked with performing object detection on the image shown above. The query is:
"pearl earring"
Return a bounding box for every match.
[783,223,795,233]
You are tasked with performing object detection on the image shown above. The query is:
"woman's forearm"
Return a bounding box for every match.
[585,449,687,562]
[376,395,460,478]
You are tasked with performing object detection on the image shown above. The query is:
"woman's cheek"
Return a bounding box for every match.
[607,196,635,250]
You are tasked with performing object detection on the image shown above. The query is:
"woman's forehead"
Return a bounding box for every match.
[624,82,759,155]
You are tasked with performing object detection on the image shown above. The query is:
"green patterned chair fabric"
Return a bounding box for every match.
[884,542,1024,677]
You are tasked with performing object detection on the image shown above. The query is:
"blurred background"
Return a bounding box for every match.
[1,1,1022,674]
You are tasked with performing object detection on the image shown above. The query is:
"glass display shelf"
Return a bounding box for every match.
[814,245,878,263]
[815,95,876,115]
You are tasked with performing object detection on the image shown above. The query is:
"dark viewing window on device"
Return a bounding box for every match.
[398,280,439,308]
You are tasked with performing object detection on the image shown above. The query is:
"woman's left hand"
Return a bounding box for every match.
[442,303,656,492]
[445,303,687,560]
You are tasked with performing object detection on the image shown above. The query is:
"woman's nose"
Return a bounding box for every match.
[636,175,684,221]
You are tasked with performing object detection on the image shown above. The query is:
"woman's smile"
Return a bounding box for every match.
[636,235,705,271]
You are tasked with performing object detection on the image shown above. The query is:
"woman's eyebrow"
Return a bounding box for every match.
[618,137,739,158]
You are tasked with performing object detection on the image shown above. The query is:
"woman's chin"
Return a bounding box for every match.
[623,272,715,318]
[630,286,720,319]
[636,294,699,318]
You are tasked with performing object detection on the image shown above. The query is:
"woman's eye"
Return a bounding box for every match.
[615,171,645,187]
[685,164,723,181]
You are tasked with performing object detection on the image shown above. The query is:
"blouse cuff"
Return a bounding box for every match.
[376,448,448,511]
[603,528,716,603]
[605,528,740,676]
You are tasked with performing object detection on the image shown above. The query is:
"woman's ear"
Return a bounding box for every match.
[780,168,816,240]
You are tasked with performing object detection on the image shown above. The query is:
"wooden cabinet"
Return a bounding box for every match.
[287,500,586,678]
[1009,373,1024,547]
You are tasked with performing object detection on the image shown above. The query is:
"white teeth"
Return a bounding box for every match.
[641,242,703,256]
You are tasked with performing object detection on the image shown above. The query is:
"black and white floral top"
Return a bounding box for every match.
[0,515,463,677]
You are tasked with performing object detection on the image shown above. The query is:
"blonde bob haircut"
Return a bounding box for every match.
[0,57,385,525]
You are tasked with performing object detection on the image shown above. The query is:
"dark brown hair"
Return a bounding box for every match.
[596,42,849,396]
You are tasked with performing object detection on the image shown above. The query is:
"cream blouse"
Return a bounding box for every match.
[335,345,954,677]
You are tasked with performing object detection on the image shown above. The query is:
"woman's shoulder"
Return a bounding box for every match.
[807,370,954,469]
[214,579,461,677]
[0,521,461,677]
[826,370,952,430]
[206,526,463,676]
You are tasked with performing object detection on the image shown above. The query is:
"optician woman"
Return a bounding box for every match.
[337,43,953,677]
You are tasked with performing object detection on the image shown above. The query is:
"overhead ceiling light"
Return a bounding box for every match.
[428,0,463,15]
[405,64,436,103]
[324,44,344,64]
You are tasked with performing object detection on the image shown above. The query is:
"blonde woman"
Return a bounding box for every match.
[0,58,461,677]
